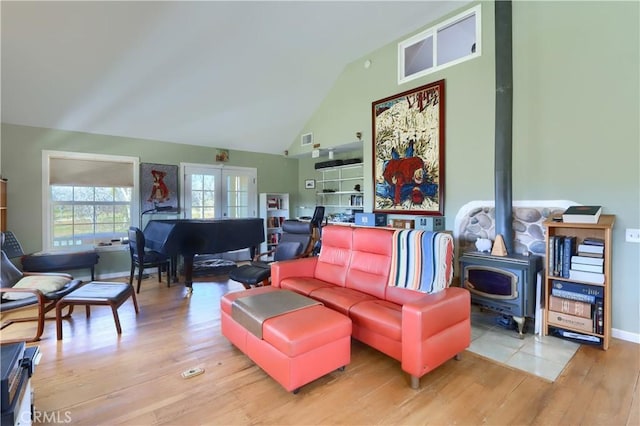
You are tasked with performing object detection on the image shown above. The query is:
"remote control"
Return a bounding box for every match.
[181,367,205,379]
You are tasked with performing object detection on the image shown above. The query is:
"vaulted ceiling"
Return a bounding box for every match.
[1,1,468,155]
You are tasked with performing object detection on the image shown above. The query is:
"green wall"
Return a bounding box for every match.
[290,1,640,337]
[0,123,299,274]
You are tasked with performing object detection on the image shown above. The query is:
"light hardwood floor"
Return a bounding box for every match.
[16,275,640,425]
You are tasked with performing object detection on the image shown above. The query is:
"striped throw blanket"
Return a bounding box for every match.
[387,230,454,294]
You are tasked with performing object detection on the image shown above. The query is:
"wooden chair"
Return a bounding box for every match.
[128,227,171,293]
[1,231,83,344]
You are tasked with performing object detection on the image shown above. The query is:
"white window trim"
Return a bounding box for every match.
[180,162,258,219]
[42,150,140,250]
[398,4,482,84]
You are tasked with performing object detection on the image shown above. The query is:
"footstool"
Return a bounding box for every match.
[56,281,139,340]
[220,286,351,393]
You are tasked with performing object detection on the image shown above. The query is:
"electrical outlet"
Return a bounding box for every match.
[625,228,640,243]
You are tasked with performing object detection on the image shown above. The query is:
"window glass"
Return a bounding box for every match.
[50,185,132,247]
[399,5,480,84]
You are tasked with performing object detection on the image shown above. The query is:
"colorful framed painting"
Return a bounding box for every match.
[140,163,179,213]
[372,79,445,215]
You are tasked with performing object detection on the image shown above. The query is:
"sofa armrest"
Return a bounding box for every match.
[401,287,471,380]
[271,257,318,288]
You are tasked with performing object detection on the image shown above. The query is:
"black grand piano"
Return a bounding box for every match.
[143,218,264,291]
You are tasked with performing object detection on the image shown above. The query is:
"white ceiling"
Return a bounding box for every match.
[1,1,468,155]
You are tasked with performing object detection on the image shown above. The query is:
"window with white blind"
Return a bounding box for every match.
[42,151,139,249]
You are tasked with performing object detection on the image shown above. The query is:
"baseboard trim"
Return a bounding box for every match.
[612,328,640,344]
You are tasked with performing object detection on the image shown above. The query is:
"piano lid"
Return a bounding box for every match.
[143,218,265,256]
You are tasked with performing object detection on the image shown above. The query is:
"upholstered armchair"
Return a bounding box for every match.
[1,232,83,343]
[229,220,315,288]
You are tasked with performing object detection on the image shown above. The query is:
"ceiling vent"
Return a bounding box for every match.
[301,132,313,146]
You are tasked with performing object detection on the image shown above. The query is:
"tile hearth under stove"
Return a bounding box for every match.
[460,251,579,381]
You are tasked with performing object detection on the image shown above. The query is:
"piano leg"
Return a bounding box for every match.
[170,255,179,283]
[183,254,195,294]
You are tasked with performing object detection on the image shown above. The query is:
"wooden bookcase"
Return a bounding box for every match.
[259,193,290,255]
[542,214,615,350]
[0,179,6,232]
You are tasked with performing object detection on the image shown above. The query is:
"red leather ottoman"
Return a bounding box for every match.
[221,286,351,393]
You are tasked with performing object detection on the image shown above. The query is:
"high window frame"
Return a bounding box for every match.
[398,4,481,84]
[42,151,140,250]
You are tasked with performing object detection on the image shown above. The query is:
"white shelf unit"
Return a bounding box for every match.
[316,163,363,211]
[259,193,290,254]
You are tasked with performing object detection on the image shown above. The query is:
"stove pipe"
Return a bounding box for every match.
[494,0,514,254]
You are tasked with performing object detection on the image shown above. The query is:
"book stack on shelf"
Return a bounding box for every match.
[267,197,283,209]
[269,232,281,244]
[266,216,285,229]
[548,236,605,284]
[548,280,604,344]
[569,237,605,284]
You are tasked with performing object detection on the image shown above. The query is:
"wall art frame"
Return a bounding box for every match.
[305,179,316,189]
[372,79,445,215]
[140,163,179,213]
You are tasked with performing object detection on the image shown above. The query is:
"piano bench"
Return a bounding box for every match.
[21,249,99,281]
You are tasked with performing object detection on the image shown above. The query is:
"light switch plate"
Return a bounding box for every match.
[625,228,640,243]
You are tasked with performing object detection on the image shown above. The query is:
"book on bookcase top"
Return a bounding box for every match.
[562,205,602,224]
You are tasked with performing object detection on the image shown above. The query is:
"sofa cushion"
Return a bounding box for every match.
[279,276,333,296]
[384,286,427,306]
[345,227,393,299]
[309,286,377,316]
[314,226,353,287]
[349,299,402,342]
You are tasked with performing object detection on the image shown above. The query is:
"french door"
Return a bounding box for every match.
[181,164,257,220]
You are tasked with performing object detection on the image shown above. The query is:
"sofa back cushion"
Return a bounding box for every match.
[345,227,394,299]
[314,225,353,286]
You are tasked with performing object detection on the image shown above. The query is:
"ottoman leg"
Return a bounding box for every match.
[110,304,123,334]
[56,302,67,340]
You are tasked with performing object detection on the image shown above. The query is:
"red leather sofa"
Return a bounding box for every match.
[271,225,471,389]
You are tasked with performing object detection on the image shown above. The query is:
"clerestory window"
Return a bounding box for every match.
[399,4,481,84]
